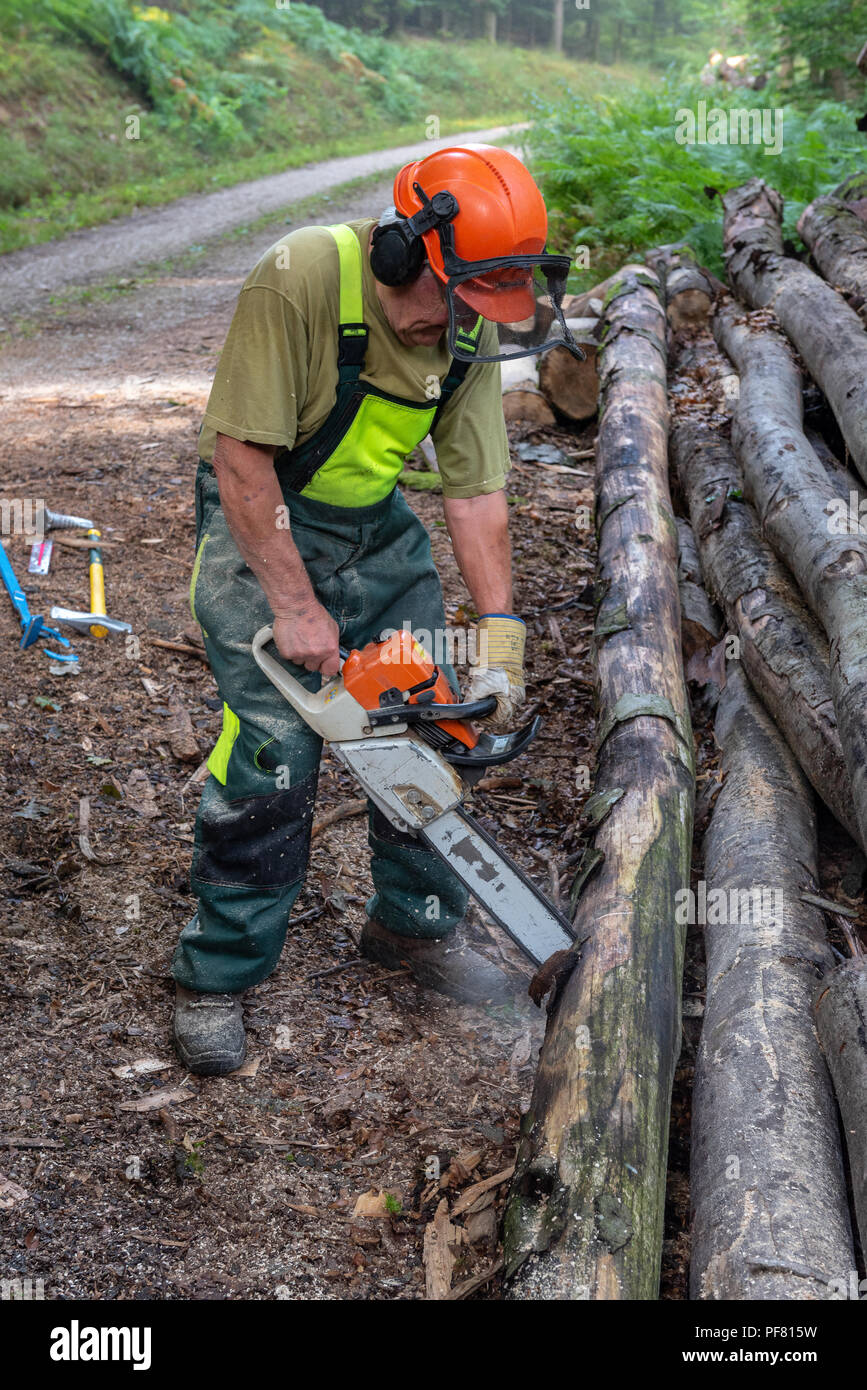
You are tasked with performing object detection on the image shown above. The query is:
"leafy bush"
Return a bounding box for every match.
[0,0,486,138]
[526,77,867,280]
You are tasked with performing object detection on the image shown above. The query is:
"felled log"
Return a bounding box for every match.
[722,177,867,483]
[501,384,556,427]
[669,329,863,849]
[691,662,854,1299]
[537,319,600,422]
[645,244,721,331]
[504,265,694,1300]
[560,272,624,320]
[797,194,867,315]
[814,954,867,1253]
[714,299,867,854]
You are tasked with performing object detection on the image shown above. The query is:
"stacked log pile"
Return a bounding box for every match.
[504,174,867,1301]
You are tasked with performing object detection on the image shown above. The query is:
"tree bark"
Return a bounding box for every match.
[714,299,867,855]
[797,193,867,317]
[613,20,624,65]
[814,955,867,1255]
[584,13,600,62]
[832,170,867,226]
[834,170,867,203]
[722,178,867,484]
[676,516,723,702]
[668,328,863,850]
[552,0,564,53]
[504,265,694,1299]
[676,516,721,648]
[806,428,867,508]
[691,663,854,1299]
[561,273,623,319]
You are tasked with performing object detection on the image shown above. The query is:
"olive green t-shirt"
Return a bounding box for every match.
[198,218,510,500]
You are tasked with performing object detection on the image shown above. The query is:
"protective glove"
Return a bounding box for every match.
[464,613,526,730]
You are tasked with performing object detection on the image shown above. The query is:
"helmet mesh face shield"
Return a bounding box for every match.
[443,255,586,365]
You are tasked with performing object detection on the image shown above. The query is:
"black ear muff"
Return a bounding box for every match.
[370,213,427,287]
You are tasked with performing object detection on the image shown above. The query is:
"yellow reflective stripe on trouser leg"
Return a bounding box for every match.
[207,703,240,785]
[189,533,209,623]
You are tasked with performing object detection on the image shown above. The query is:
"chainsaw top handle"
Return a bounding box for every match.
[252,626,498,723]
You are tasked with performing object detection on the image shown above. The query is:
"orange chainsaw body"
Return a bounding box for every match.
[341,630,478,749]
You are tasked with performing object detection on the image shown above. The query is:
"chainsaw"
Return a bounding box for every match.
[252,625,574,967]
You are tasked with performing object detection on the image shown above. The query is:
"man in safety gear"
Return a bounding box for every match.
[171,144,581,1074]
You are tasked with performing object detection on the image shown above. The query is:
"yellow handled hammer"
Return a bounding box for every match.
[86,527,109,638]
[46,513,132,640]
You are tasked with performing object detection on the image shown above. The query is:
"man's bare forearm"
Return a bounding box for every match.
[212,433,315,617]
[442,490,514,614]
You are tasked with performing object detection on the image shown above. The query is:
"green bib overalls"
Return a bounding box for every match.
[172,225,481,994]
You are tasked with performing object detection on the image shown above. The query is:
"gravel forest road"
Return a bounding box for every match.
[0,125,524,323]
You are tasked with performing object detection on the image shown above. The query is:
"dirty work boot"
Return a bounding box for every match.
[360,919,519,1005]
[173,985,246,1076]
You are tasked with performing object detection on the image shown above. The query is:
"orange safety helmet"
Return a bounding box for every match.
[392,144,548,323]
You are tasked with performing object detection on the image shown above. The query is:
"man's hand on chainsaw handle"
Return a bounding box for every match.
[272,604,340,678]
[465,614,527,730]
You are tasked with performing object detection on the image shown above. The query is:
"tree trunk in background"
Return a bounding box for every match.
[714,299,867,858]
[585,14,600,62]
[503,265,694,1300]
[552,0,564,53]
[614,21,624,64]
[649,0,666,58]
[484,7,497,44]
[691,663,854,1300]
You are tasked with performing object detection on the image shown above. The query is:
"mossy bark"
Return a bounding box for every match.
[503,266,695,1300]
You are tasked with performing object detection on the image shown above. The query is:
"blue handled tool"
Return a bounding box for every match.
[0,541,75,657]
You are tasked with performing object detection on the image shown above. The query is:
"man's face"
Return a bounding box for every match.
[374,260,451,348]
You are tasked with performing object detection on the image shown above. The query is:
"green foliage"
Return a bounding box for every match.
[741,0,863,92]
[527,77,867,281]
[0,0,603,251]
